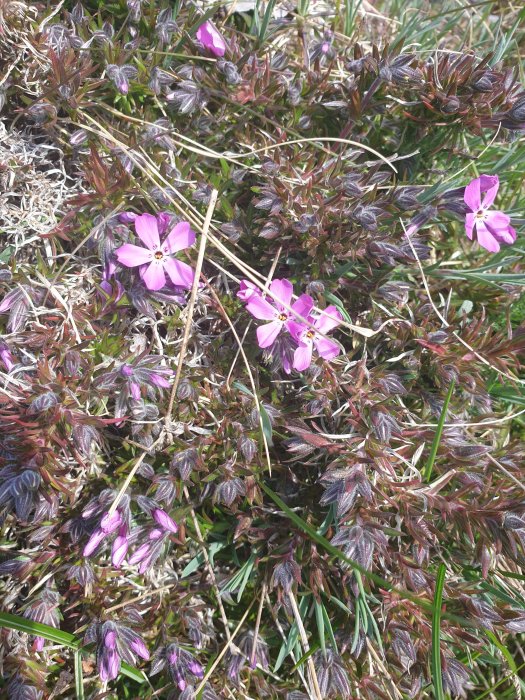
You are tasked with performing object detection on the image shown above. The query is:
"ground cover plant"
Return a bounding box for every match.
[1,0,525,698]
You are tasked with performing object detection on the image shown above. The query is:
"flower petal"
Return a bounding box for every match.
[269,279,293,308]
[142,262,166,290]
[314,305,343,334]
[115,244,153,267]
[464,177,482,212]
[291,293,314,321]
[479,174,499,208]
[163,257,195,288]
[135,213,160,250]
[237,280,260,302]
[286,320,308,343]
[246,295,277,321]
[492,224,516,245]
[163,222,196,254]
[256,321,282,348]
[293,342,313,372]
[475,221,500,253]
[465,213,475,240]
[314,336,341,361]
[485,210,511,230]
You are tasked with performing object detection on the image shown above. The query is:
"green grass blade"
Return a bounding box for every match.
[0,612,147,684]
[431,564,446,700]
[261,482,476,628]
[74,650,84,700]
[423,379,455,482]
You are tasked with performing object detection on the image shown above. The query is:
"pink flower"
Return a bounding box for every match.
[464,175,516,253]
[0,342,15,371]
[244,279,314,349]
[196,21,226,57]
[83,528,106,557]
[115,213,196,291]
[288,306,343,371]
[237,280,260,302]
[152,508,178,534]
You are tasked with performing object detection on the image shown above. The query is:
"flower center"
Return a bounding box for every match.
[475,209,486,220]
[278,313,288,322]
[154,251,164,260]
[305,329,315,339]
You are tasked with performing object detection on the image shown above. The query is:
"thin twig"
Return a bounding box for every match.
[288,590,323,700]
[165,189,218,429]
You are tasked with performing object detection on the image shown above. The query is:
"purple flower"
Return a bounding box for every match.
[0,341,15,371]
[115,213,196,291]
[87,621,149,684]
[83,510,122,557]
[196,21,226,57]
[130,636,151,660]
[118,211,137,224]
[243,279,314,349]
[83,528,107,557]
[111,529,129,568]
[34,636,45,651]
[288,306,343,371]
[464,174,516,253]
[152,508,178,533]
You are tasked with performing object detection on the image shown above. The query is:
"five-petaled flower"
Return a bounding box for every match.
[288,306,343,371]
[115,213,196,291]
[243,279,314,348]
[464,175,516,253]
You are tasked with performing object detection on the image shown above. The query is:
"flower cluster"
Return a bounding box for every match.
[85,621,150,682]
[238,279,343,372]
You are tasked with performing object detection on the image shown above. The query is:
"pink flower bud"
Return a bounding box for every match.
[118,211,137,224]
[100,510,122,534]
[128,542,151,565]
[130,636,150,660]
[83,528,106,557]
[112,535,129,568]
[196,21,226,57]
[104,630,117,650]
[34,636,45,651]
[149,528,164,540]
[152,508,178,534]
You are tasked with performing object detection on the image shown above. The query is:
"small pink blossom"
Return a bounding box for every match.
[115,213,196,291]
[464,174,516,253]
[196,21,226,57]
[288,306,343,371]
[243,279,314,349]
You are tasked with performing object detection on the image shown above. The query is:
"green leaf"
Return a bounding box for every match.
[181,541,226,578]
[431,564,446,700]
[423,379,455,482]
[74,650,84,700]
[0,612,147,684]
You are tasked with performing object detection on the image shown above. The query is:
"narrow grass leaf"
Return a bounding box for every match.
[423,379,455,482]
[431,564,446,700]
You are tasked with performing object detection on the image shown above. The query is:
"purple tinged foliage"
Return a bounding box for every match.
[106,64,138,95]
